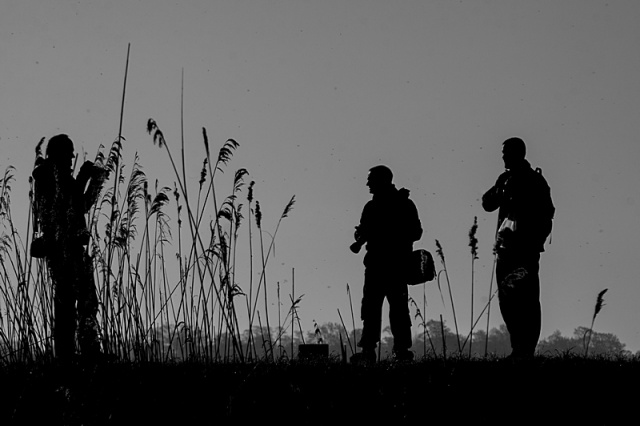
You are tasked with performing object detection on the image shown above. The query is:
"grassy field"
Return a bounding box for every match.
[0,92,627,424]
[2,138,631,425]
[2,354,638,425]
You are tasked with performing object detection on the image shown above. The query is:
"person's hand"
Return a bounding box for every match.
[495,171,510,190]
[78,160,95,177]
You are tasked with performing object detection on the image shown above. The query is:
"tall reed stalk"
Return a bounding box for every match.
[484,251,497,357]
[468,217,478,357]
[584,289,608,357]
[460,288,499,352]
[102,43,130,355]
[337,308,354,356]
[435,239,461,354]
[409,296,436,358]
[347,283,357,353]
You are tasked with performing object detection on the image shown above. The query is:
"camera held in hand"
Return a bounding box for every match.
[350,226,366,254]
[350,239,366,254]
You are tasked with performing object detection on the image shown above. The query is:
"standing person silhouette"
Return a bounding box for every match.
[350,165,423,363]
[32,134,106,362]
[482,137,555,360]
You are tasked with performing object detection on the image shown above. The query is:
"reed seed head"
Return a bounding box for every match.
[255,201,262,229]
[202,127,210,158]
[199,158,208,186]
[594,288,608,318]
[468,216,479,260]
[281,195,296,219]
[146,118,166,148]
[435,239,445,264]
[247,181,255,203]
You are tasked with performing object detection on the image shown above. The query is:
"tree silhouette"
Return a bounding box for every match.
[537,327,629,357]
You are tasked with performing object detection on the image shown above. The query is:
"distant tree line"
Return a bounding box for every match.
[147,321,631,362]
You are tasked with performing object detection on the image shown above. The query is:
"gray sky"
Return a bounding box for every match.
[2,0,640,351]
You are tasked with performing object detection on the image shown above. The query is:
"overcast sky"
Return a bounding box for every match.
[2,0,640,352]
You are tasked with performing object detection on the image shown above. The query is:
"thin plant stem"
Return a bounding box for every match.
[347,283,357,354]
[435,240,462,354]
[484,253,497,357]
[440,314,447,364]
[585,289,608,357]
[468,216,479,359]
[337,309,353,356]
[260,221,273,361]
[291,269,294,358]
[277,281,282,359]
[461,289,499,351]
[104,43,131,353]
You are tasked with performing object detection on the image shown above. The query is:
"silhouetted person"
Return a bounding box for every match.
[31,134,106,362]
[350,165,422,363]
[482,137,555,360]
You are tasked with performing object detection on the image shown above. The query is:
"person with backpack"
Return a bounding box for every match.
[350,165,423,363]
[482,137,555,360]
[31,134,107,362]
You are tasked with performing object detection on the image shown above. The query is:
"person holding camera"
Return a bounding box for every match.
[350,165,423,363]
[482,137,555,360]
[32,134,107,362]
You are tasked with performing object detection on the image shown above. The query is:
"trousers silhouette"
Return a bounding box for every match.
[496,249,541,356]
[358,265,412,352]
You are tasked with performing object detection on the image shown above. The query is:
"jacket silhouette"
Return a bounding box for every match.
[357,186,423,267]
[482,137,555,359]
[351,165,422,363]
[482,159,554,253]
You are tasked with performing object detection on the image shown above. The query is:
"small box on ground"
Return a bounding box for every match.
[298,344,329,361]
